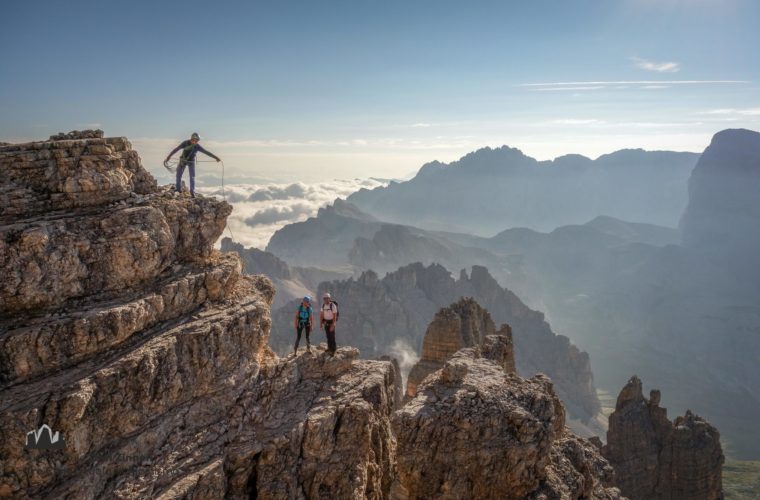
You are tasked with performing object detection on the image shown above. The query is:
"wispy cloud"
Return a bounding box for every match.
[544,119,701,129]
[534,86,606,92]
[522,80,748,87]
[697,107,760,116]
[412,122,434,128]
[631,56,680,73]
[551,119,606,125]
[521,80,749,92]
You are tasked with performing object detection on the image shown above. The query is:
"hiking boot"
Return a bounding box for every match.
[190,192,196,198]
[307,344,311,353]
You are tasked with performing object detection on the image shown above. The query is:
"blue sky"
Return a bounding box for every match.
[2,0,759,181]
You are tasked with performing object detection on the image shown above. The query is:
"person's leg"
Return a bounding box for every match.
[294,324,303,354]
[189,160,196,195]
[175,160,186,191]
[305,324,311,350]
[326,323,336,354]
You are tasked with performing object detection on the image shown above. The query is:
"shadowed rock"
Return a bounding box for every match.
[406,298,514,398]
[602,376,724,500]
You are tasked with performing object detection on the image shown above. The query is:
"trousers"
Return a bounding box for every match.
[295,323,311,351]
[175,159,195,193]
[324,321,336,353]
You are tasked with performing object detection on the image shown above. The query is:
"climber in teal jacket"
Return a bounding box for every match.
[165,132,220,197]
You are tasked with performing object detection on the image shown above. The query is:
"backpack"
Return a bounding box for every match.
[298,305,311,322]
[323,301,339,321]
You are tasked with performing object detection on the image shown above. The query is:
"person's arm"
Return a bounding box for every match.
[320,308,324,328]
[294,311,299,329]
[197,145,221,162]
[165,141,187,161]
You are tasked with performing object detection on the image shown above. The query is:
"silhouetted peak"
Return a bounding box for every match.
[317,199,377,221]
[415,160,445,177]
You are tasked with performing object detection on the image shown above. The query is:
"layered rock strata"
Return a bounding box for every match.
[602,376,724,500]
[0,132,399,499]
[394,346,621,499]
[406,298,514,398]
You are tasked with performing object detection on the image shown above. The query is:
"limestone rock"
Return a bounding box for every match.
[406,298,514,398]
[0,132,400,499]
[394,348,621,499]
[602,376,724,500]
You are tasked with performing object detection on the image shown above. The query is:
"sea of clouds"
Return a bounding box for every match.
[196,178,389,249]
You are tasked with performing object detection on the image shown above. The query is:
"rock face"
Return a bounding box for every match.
[224,347,398,499]
[680,128,760,258]
[272,262,601,428]
[0,132,399,499]
[602,376,724,500]
[394,346,621,499]
[406,298,514,398]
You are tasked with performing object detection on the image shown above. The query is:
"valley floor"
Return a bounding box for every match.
[723,460,760,499]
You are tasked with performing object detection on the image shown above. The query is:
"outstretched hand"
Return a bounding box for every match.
[216,158,221,163]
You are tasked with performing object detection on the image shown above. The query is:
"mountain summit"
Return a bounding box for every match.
[347,145,698,234]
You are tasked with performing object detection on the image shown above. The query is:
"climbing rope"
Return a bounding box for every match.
[163,157,235,241]
[219,159,235,241]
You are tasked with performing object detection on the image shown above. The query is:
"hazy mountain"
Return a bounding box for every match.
[220,238,349,308]
[478,129,760,459]
[266,199,501,274]
[347,146,698,235]
[263,129,760,458]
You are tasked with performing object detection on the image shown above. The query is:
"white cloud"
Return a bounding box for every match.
[520,80,749,89]
[198,178,389,249]
[698,107,760,116]
[532,86,606,92]
[550,119,606,125]
[631,57,680,73]
[412,122,434,128]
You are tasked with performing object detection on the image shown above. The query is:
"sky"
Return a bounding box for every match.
[2,0,760,182]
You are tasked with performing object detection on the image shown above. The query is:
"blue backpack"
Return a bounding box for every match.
[298,305,312,323]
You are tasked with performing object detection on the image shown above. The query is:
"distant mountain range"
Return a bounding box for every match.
[261,128,760,459]
[347,146,698,235]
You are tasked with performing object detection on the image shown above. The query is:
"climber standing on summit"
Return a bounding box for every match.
[293,296,313,355]
[165,133,220,197]
[320,292,339,355]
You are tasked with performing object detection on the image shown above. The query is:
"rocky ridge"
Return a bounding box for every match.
[395,340,622,499]
[272,262,602,429]
[0,132,398,499]
[5,130,733,499]
[406,298,515,398]
[602,376,724,500]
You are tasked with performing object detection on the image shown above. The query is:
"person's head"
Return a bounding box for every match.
[302,296,311,306]
[322,292,331,303]
[190,132,200,144]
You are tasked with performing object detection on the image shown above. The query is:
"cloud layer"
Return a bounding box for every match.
[198,178,388,249]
